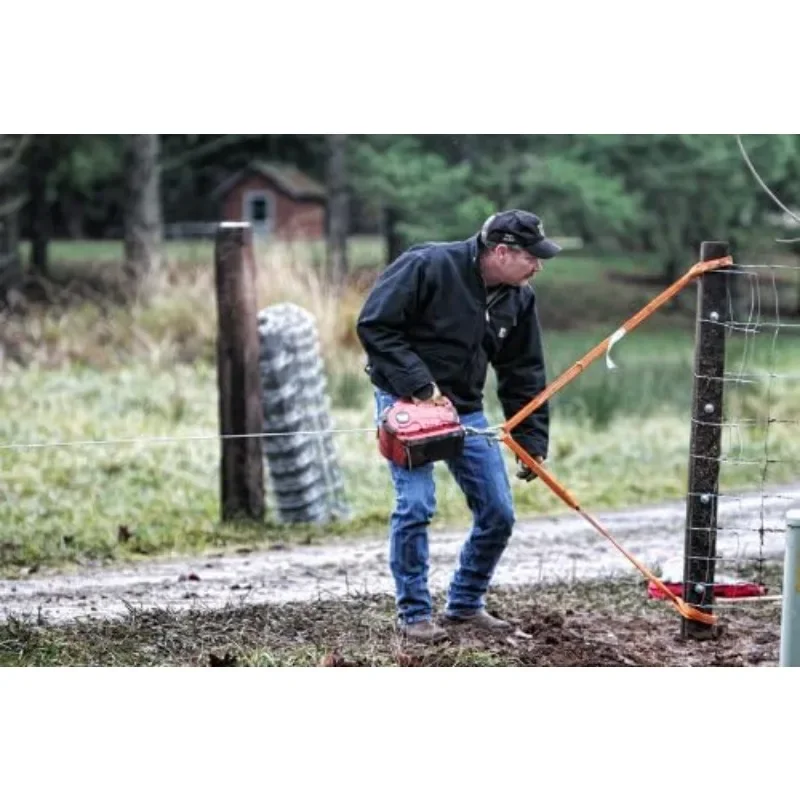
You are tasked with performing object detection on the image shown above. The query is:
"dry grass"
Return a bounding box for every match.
[0,239,369,374]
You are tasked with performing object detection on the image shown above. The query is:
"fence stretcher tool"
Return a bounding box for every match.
[377,398,501,469]
[497,255,734,628]
[378,398,466,468]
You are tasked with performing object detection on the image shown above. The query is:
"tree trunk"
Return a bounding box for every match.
[662,255,680,285]
[384,205,403,263]
[0,135,26,297]
[325,134,349,285]
[28,136,54,277]
[123,134,162,300]
[62,193,85,239]
[0,197,22,297]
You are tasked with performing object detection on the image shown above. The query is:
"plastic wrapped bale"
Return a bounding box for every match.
[257,302,350,524]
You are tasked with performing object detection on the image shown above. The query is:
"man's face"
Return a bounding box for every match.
[484,245,543,286]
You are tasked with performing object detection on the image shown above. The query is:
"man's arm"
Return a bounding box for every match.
[356,253,436,399]
[491,289,549,460]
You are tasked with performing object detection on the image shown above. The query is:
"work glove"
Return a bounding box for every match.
[516,455,544,482]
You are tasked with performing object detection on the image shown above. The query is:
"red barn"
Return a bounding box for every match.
[214,161,327,241]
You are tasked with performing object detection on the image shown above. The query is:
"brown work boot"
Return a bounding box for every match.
[443,609,512,632]
[397,619,449,643]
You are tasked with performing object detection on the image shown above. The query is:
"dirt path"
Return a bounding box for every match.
[2,486,798,625]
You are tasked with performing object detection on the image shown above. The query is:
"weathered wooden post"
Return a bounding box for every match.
[682,241,731,639]
[214,221,265,522]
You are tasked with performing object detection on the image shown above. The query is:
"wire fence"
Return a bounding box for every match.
[684,261,800,609]
[2,257,800,626]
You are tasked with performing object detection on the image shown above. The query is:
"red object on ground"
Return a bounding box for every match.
[647,580,766,601]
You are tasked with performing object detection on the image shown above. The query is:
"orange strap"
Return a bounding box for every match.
[500,256,733,627]
[503,435,716,626]
[502,256,733,433]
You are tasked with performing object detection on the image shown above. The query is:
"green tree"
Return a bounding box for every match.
[351,135,486,252]
[350,134,643,257]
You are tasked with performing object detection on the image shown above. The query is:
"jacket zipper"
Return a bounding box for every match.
[469,287,510,387]
[485,286,509,321]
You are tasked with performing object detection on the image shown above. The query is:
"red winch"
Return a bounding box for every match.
[378,398,466,469]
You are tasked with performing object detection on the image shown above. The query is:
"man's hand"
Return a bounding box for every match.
[410,383,449,407]
[516,455,544,482]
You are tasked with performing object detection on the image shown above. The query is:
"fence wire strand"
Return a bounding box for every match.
[685,260,800,610]
[0,428,378,452]
[3,256,800,618]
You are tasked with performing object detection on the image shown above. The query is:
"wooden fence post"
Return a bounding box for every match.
[682,240,731,639]
[214,222,265,522]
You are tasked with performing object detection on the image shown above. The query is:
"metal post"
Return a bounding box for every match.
[780,508,800,666]
[682,241,731,640]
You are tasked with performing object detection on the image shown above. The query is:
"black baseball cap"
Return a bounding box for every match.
[480,209,562,259]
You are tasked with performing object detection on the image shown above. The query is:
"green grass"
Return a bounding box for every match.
[535,324,800,428]
[535,251,662,286]
[4,244,800,572]
[21,238,643,278]
[19,235,387,276]
[3,328,800,572]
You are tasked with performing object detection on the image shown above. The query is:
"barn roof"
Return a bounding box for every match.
[214,161,327,202]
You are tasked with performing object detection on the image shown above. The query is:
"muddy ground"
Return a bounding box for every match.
[1,485,796,626]
[0,487,793,666]
[0,580,782,667]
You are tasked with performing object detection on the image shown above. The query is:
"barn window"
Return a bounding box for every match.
[251,197,267,222]
[242,190,274,235]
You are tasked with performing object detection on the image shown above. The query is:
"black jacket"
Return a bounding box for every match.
[356,235,549,458]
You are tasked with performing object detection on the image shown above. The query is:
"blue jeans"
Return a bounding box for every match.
[375,390,516,625]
